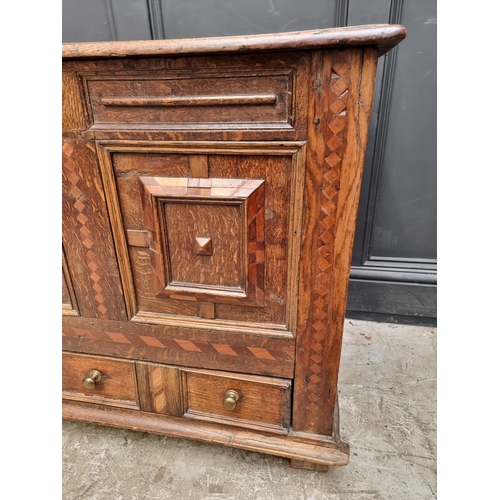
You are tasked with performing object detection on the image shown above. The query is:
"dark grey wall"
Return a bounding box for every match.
[62,0,348,41]
[347,0,436,323]
[62,0,437,324]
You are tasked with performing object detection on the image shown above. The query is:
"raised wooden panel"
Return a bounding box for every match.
[164,203,243,288]
[140,176,265,305]
[62,353,139,409]
[182,368,291,434]
[97,141,305,335]
[81,69,294,131]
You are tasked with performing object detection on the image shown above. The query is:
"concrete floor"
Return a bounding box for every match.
[62,319,437,500]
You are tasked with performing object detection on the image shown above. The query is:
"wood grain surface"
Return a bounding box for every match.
[63,400,350,467]
[62,353,139,409]
[62,25,406,59]
[184,369,291,434]
[63,316,295,378]
[63,28,405,467]
[62,248,79,316]
[86,72,291,129]
[96,141,304,329]
[62,138,127,320]
[136,362,184,416]
[292,49,379,435]
[62,71,88,132]
[63,51,310,142]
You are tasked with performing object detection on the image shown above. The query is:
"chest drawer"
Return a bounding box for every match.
[83,70,293,131]
[62,353,140,410]
[183,369,291,434]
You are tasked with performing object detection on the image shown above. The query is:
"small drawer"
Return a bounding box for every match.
[183,369,291,434]
[83,70,293,130]
[62,353,139,410]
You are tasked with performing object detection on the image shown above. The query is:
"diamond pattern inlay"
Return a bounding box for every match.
[63,326,292,363]
[63,140,109,319]
[306,53,350,413]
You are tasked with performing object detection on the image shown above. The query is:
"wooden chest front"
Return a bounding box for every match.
[62,25,406,470]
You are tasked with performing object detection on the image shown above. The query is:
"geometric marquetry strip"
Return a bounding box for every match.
[63,140,109,319]
[62,327,294,361]
[174,339,202,352]
[211,343,238,356]
[247,347,275,360]
[139,176,264,199]
[71,328,96,339]
[246,182,266,305]
[138,335,165,348]
[105,331,131,344]
[305,52,350,416]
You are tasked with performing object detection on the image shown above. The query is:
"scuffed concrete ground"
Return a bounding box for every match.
[62,319,436,499]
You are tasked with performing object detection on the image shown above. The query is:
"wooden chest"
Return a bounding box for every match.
[62,24,405,471]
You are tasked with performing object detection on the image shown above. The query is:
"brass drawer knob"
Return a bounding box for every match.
[223,390,240,411]
[82,369,102,390]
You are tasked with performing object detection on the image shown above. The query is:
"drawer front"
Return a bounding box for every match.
[183,369,291,434]
[62,353,139,409]
[84,70,293,130]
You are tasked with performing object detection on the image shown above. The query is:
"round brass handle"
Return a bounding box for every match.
[223,390,240,411]
[82,369,102,390]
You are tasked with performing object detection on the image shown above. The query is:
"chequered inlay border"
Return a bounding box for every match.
[306,53,350,414]
[63,326,294,362]
[63,141,109,320]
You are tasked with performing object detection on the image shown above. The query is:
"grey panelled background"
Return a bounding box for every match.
[62,0,437,324]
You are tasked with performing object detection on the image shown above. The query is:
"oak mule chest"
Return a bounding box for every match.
[62,25,405,471]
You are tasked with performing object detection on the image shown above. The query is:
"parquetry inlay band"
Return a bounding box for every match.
[63,141,109,320]
[306,53,350,415]
[63,326,294,362]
